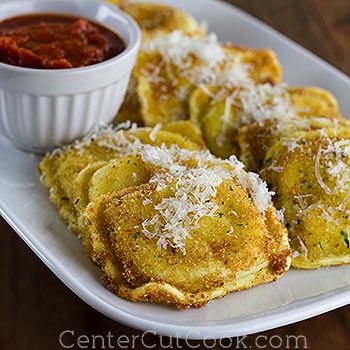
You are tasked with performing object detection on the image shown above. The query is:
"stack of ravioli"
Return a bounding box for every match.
[40,0,350,308]
[40,121,291,308]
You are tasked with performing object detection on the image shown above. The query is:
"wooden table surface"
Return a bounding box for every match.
[1,1,349,349]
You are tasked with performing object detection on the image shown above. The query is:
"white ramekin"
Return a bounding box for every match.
[0,0,141,153]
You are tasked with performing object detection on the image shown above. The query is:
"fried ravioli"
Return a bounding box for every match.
[134,32,282,127]
[118,1,206,40]
[238,115,346,172]
[190,84,340,159]
[261,128,350,269]
[111,1,206,125]
[83,146,290,308]
[40,121,291,308]
[39,123,204,255]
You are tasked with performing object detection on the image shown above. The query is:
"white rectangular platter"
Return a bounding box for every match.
[0,0,349,339]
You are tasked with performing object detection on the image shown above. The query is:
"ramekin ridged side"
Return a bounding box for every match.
[0,78,129,153]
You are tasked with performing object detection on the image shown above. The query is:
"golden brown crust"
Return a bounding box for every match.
[119,1,206,40]
[38,125,205,257]
[83,180,291,309]
[135,42,283,127]
[262,128,350,269]
[223,45,282,85]
[237,86,343,171]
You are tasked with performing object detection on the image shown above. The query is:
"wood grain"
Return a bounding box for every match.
[229,0,350,75]
[0,1,349,349]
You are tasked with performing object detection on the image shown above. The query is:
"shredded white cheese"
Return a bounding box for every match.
[141,31,251,91]
[276,208,285,224]
[296,235,308,259]
[64,125,274,254]
[228,155,274,215]
[280,133,350,236]
[149,123,162,142]
[231,83,296,125]
[143,31,226,69]
[51,124,274,254]
[314,137,350,195]
[284,135,303,152]
[315,146,332,195]
[216,96,234,148]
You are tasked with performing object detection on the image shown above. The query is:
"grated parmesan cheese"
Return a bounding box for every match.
[142,31,226,69]
[149,123,162,142]
[230,83,296,125]
[284,135,303,152]
[51,124,274,253]
[228,155,274,215]
[216,96,234,148]
[141,31,251,91]
[296,235,308,259]
[276,208,285,224]
[283,134,350,235]
[314,137,350,195]
[65,124,274,253]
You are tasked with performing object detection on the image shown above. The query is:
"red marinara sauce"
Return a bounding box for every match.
[0,14,126,69]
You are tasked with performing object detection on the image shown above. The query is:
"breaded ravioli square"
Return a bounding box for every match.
[238,116,346,173]
[117,1,206,41]
[81,140,290,308]
[190,84,340,160]
[40,120,291,308]
[134,32,282,127]
[39,122,205,255]
[262,128,350,269]
[84,180,290,309]
[236,87,341,171]
[111,1,207,125]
